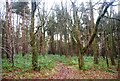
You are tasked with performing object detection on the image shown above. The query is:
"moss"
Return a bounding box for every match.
[30,4,38,70]
[32,46,38,70]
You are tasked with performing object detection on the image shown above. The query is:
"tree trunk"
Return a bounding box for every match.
[89,0,98,64]
[104,31,109,67]
[93,37,99,64]
[30,1,38,70]
[78,52,83,69]
[118,29,120,79]
[2,21,5,58]
[49,33,54,54]
[15,15,19,54]
[64,29,68,57]
[5,0,10,58]
[25,16,28,53]
[10,0,14,66]
[22,9,25,56]
[38,30,42,54]
[109,19,116,65]
[60,33,63,55]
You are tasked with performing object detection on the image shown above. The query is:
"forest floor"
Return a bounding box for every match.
[48,62,118,79]
[2,61,118,79]
[2,54,118,79]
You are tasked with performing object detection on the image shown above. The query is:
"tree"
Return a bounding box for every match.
[37,7,44,55]
[47,12,56,54]
[30,0,38,70]
[12,1,29,56]
[1,20,5,58]
[15,15,20,54]
[84,0,115,54]
[9,0,14,66]
[5,0,11,58]
[89,0,99,64]
[21,8,25,56]
[108,4,116,65]
[71,1,83,69]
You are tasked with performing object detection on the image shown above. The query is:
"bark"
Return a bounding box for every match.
[72,2,83,69]
[64,29,68,57]
[49,32,55,54]
[93,38,98,64]
[89,0,94,35]
[30,1,38,70]
[76,30,83,69]
[22,9,25,56]
[109,20,115,65]
[38,30,42,54]
[10,0,14,66]
[25,19,28,53]
[108,4,116,65]
[60,33,63,55]
[56,33,59,54]
[51,34,54,54]
[16,15,20,54]
[104,31,109,67]
[2,21,5,58]
[5,0,10,58]
[117,16,120,78]
[89,0,99,63]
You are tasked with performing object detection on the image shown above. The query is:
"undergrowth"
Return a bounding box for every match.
[2,53,117,73]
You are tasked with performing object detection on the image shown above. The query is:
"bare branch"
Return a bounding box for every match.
[104,16,120,21]
[0,47,11,57]
[34,1,55,35]
[84,0,115,53]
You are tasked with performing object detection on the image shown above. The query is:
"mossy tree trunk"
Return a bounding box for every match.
[108,17,115,65]
[104,31,109,67]
[72,2,83,69]
[25,19,29,53]
[49,32,54,54]
[118,26,120,78]
[64,27,68,57]
[38,29,42,54]
[108,5,116,65]
[30,1,38,70]
[60,33,63,55]
[93,37,99,64]
[89,0,99,64]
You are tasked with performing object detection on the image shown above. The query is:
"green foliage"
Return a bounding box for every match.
[81,65,90,70]
[2,53,32,72]
[14,53,32,69]
[106,69,115,73]
[38,55,56,70]
[12,1,30,15]
[81,56,94,70]
[2,58,16,72]
[2,54,117,72]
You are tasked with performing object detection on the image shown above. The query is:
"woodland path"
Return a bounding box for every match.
[2,61,117,79]
[48,62,117,79]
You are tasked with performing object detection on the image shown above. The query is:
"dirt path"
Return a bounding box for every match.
[48,62,118,79]
[48,62,75,79]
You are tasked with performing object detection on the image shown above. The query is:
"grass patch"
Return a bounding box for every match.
[2,54,117,73]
